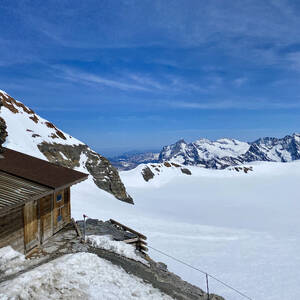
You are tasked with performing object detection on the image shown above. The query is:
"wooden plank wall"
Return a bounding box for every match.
[0,206,25,253]
[0,187,72,254]
[23,201,39,252]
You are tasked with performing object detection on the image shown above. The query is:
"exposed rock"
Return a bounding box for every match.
[77,219,137,241]
[38,142,133,204]
[181,168,192,175]
[140,163,193,182]
[141,166,155,182]
[0,100,7,153]
[227,166,253,173]
[171,162,181,168]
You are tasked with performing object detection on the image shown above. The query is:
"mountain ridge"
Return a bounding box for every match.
[0,90,133,204]
[112,133,300,170]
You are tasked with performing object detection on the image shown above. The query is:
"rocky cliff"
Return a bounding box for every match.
[38,142,133,203]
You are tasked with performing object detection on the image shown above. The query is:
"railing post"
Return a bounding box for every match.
[206,273,210,300]
[83,214,88,242]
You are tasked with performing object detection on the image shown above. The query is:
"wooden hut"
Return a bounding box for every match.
[0,147,88,254]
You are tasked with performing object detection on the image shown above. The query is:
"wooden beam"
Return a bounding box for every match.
[109,219,147,240]
[123,237,139,244]
[138,244,148,252]
[139,239,147,246]
[72,218,82,238]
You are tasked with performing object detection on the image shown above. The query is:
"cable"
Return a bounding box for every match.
[148,245,253,300]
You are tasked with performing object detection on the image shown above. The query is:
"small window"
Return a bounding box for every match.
[56,193,62,202]
[57,215,62,222]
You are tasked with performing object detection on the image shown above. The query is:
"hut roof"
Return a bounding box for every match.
[0,170,53,216]
[0,147,88,189]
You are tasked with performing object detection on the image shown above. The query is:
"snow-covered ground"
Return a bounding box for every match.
[71,161,300,300]
[86,235,149,265]
[0,248,172,300]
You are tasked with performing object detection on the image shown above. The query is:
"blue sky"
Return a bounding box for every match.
[1,0,300,156]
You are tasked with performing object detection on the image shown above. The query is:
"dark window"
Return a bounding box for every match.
[56,193,62,202]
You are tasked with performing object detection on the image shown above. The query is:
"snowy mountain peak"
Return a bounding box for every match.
[0,90,133,203]
[158,133,300,169]
[158,136,250,168]
[0,90,83,154]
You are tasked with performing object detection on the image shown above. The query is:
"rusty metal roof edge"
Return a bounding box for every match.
[53,174,89,192]
[2,147,89,177]
[0,169,88,191]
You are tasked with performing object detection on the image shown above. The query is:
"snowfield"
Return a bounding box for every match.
[0,249,172,300]
[71,161,300,300]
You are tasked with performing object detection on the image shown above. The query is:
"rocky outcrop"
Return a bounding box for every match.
[38,142,133,204]
[140,163,192,182]
[181,168,192,175]
[141,166,155,182]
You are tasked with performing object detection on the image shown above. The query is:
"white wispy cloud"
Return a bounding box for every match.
[54,66,209,94]
[55,67,150,91]
[169,98,300,110]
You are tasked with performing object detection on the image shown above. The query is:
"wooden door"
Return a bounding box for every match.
[39,195,52,242]
[54,190,65,232]
[53,188,71,233]
[24,201,39,252]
